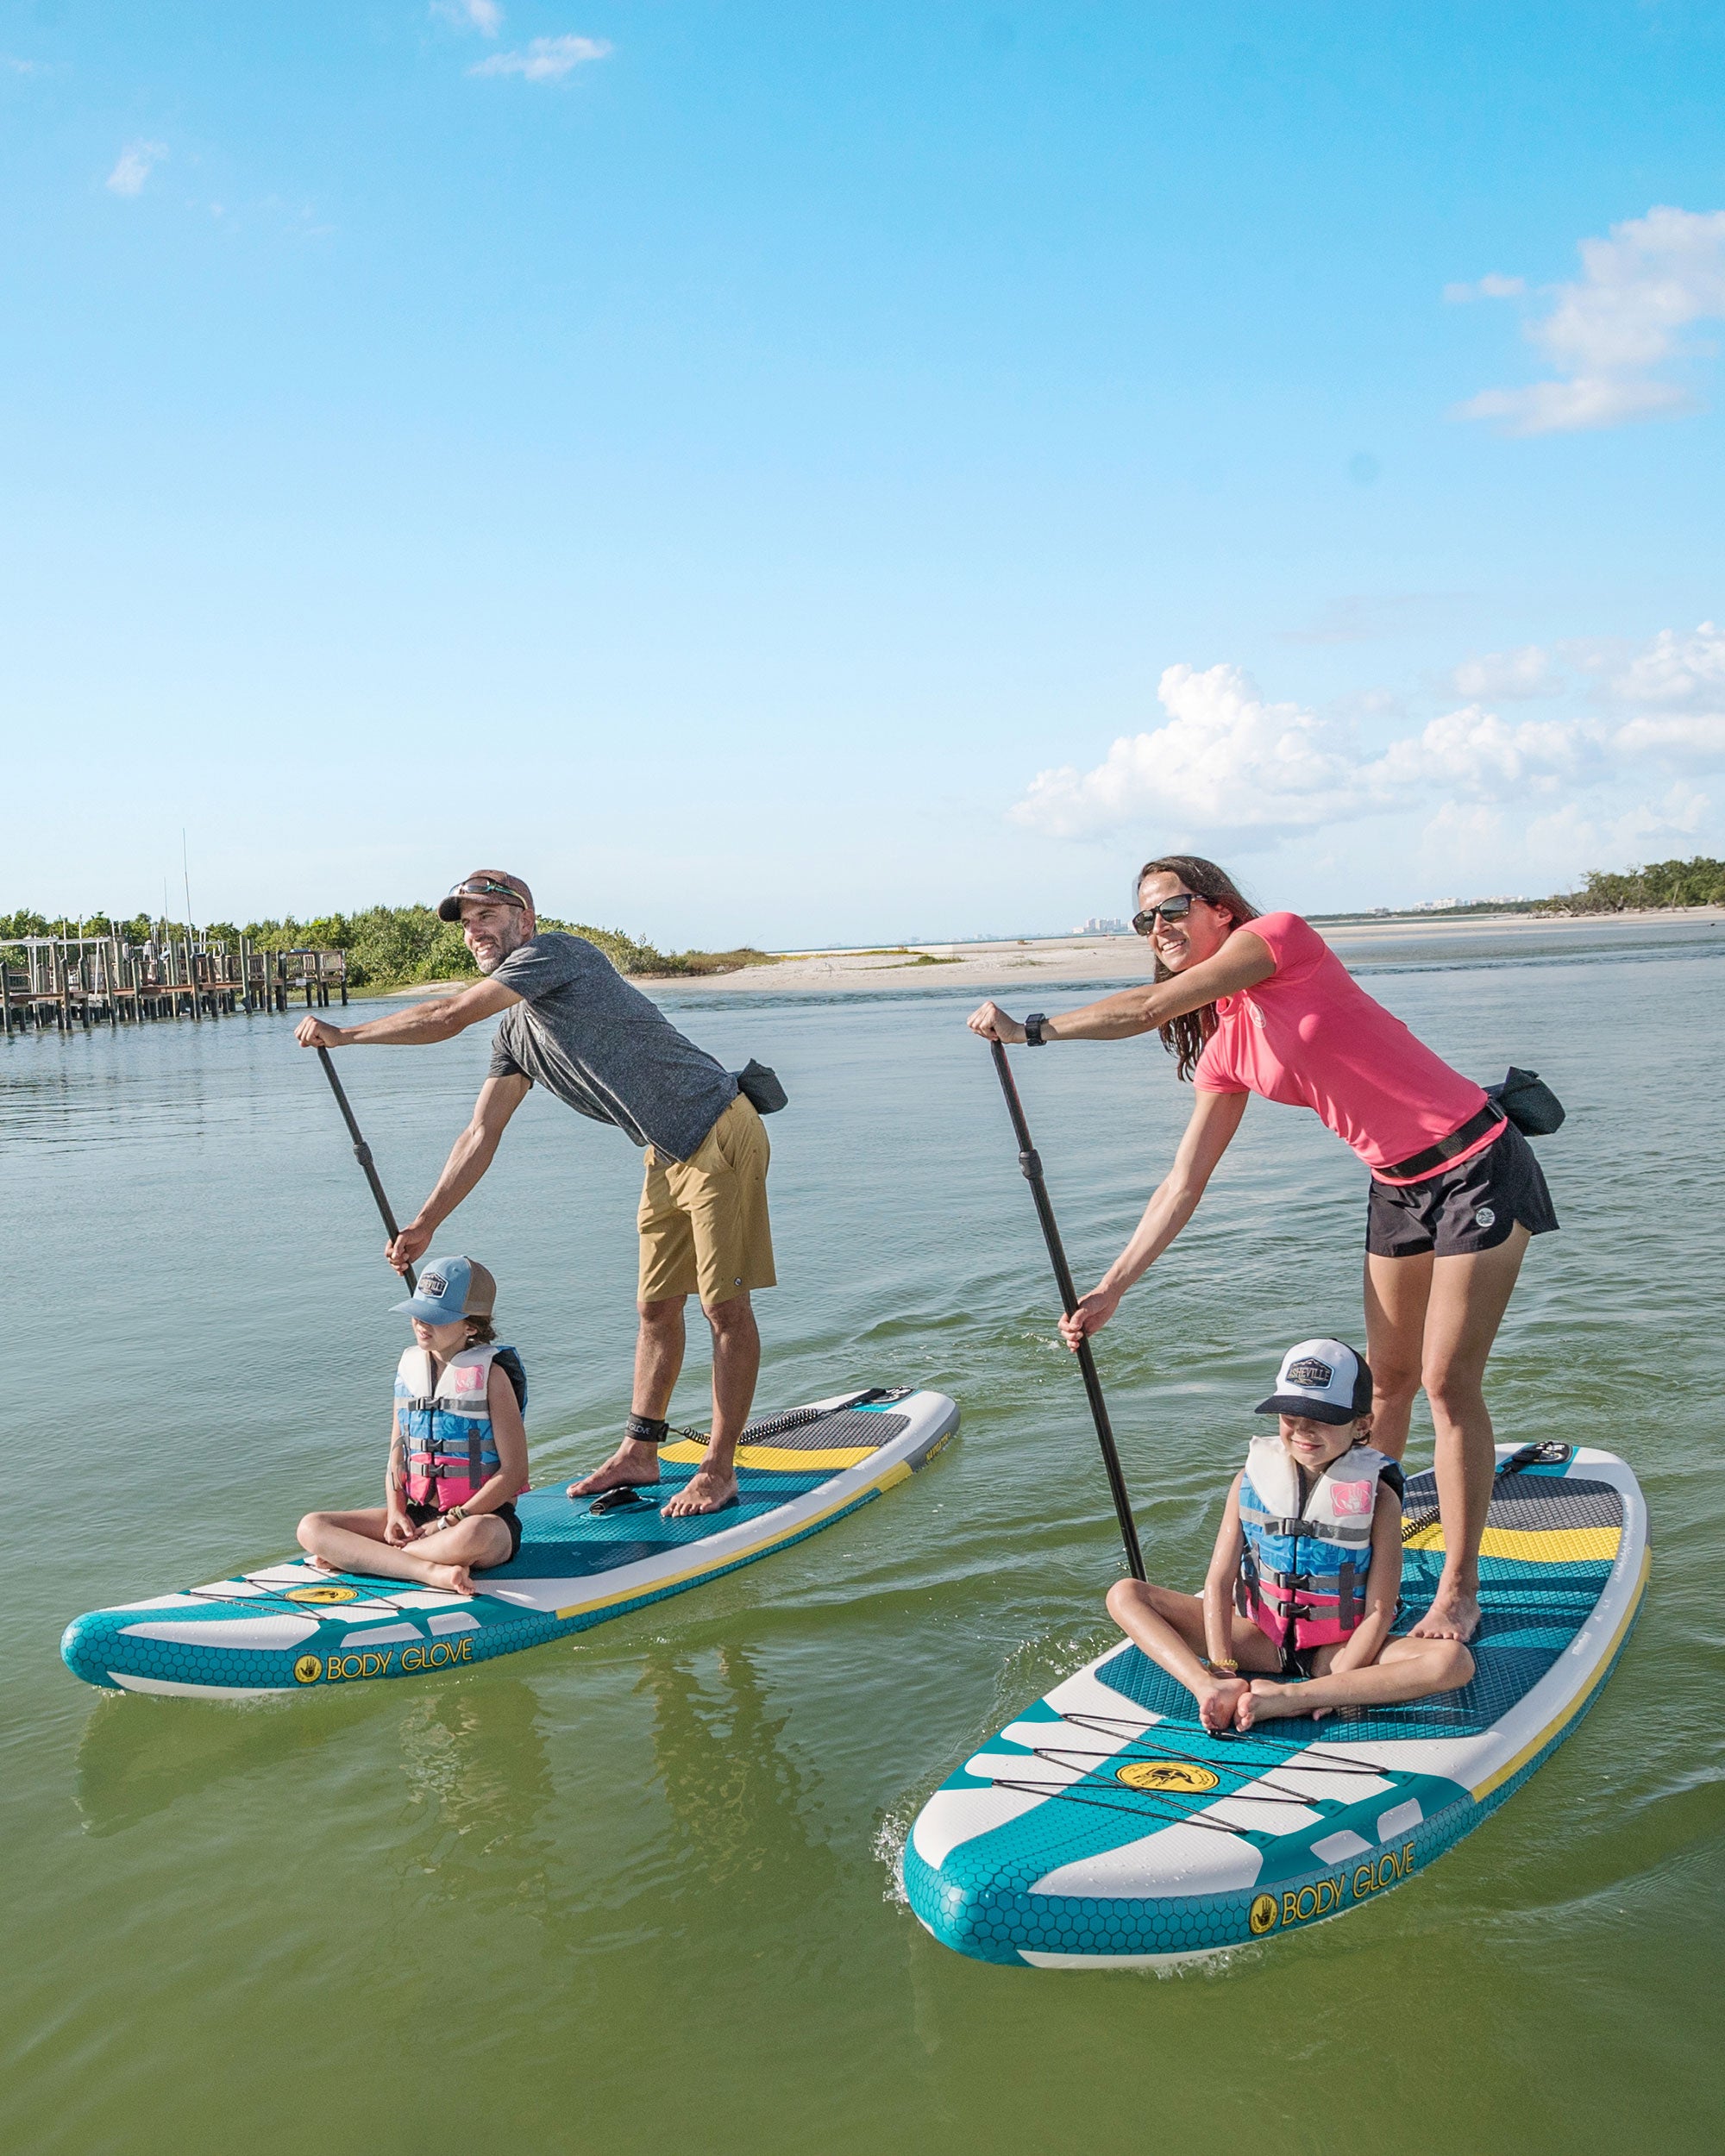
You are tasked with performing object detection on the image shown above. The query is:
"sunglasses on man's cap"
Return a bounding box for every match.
[437,876,529,923]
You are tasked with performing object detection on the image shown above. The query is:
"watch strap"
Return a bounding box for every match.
[1025,1012,1048,1046]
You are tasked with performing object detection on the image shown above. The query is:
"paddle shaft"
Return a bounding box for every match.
[316,1046,417,1292]
[989,1040,1146,1582]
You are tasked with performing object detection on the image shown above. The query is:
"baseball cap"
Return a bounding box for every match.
[1255,1338,1373,1425]
[392,1255,498,1326]
[437,870,534,924]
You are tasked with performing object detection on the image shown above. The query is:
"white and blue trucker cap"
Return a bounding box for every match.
[392,1255,497,1326]
[1255,1338,1373,1426]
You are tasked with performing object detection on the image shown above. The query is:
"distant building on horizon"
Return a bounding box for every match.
[1076,916,1130,936]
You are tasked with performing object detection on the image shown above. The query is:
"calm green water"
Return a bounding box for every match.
[5,924,1722,2155]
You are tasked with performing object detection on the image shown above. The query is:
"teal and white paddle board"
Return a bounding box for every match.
[905,1443,1647,1967]
[63,1388,957,1698]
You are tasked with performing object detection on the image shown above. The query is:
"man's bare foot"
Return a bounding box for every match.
[1410,1586,1481,1642]
[662,1463,739,1517]
[420,1562,474,1595]
[1195,1677,1248,1733]
[568,1438,662,1499]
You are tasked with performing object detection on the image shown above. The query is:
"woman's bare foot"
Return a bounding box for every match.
[568,1438,662,1499]
[662,1464,739,1517]
[306,1555,341,1576]
[1195,1677,1248,1733]
[1411,1585,1481,1642]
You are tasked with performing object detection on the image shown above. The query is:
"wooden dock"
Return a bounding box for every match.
[0,933,348,1036]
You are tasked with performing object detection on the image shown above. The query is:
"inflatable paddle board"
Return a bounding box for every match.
[905,1442,1646,1967]
[63,1388,957,1698]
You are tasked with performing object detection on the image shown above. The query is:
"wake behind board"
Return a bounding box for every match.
[905,1443,1647,1968]
[63,1388,957,1699]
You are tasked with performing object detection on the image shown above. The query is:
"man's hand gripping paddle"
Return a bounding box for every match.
[989,1039,1146,1581]
[316,1046,417,1293]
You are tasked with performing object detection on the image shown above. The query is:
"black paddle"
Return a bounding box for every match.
[316,1045,417,1292]
[989,1039,1146,1582]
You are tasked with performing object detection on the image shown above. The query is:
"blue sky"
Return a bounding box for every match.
[4,2,1725,945]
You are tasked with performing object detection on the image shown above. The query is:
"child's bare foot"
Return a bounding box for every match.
[420,1562,474,1595]
[1238,1679,1305,1727]
[1196,1677,1247,1733]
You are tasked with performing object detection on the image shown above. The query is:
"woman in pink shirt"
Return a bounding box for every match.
[968,854,1558,1645]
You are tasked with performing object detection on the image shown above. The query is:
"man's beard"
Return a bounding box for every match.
[472,922,529,975]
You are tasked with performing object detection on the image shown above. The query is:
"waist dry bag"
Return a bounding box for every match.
[1486,1066,1565,1136]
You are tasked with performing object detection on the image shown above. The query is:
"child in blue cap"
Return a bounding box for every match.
[298,1255,530,1596]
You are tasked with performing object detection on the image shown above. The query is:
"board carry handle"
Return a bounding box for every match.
[316,1045,417,1293]
[988,1039,1146,1582]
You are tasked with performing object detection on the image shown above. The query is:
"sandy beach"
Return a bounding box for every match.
[656,906,1725,995]
[375,906,1724,1003]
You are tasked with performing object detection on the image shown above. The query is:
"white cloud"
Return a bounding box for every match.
[1008,663,1365,842]
[469,33,611,79]
[434,0,503,31]
[1602,619,1725,708]
[105,141,167,197]
[1369,706,1593,799]
[1457,205,1725,435]
[1011,623,1725,867]
[1451,645,1560,700]
[1442,273,1525,303]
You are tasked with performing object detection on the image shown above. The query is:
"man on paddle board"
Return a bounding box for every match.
[296,870,775,1517]
[967,854,1559,1644]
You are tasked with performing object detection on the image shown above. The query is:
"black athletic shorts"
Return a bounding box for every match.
[405,1499,523,1563]
[1366,1123,1559,1260]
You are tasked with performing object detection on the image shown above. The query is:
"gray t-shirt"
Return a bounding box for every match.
[486,932,737,1163]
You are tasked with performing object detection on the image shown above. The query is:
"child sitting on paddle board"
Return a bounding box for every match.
[1107,1338,1474,1733]
[298,1256,529,1596]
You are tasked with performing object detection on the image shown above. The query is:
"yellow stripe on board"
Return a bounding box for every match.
[1469,1545,1649,1801]
[551,1463,905,1621]
[658,1439,880,1472]
[1402,1523,1622,1564]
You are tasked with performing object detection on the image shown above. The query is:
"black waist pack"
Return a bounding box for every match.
[1486,1066,1565,1137]
[733,1059,788,1115]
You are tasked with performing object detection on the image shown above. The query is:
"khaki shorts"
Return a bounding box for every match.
[637,1094,775,1308]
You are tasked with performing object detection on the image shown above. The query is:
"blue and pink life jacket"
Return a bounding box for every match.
[1236,1433,1390,1653]
[394,1344,527,1512]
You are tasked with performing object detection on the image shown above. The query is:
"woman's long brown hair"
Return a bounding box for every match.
[1137,855,1259,1081]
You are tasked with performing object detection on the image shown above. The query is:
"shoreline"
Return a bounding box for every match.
[372,906,1724,1003]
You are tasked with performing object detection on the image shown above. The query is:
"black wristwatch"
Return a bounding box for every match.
[1024,1012,1049,1046]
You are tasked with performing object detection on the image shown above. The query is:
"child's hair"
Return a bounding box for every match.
[465,1314,498,1346]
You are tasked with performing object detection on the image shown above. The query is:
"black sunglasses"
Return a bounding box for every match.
[1132,893,1198,936]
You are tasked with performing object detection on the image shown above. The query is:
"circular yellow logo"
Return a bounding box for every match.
[1116,1759,1221,1795]
[292,1655,323,1684]
[1248,1893,1279,1935]
[285,1583,357,1605]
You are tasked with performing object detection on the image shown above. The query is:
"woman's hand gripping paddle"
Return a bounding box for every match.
[315,1046,417,1292]
[988,1040,1146,1582]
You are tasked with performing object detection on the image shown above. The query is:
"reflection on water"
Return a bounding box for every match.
[640,1645,827,1895]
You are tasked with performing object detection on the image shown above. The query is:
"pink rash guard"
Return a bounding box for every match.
[1191,912,1504,1184]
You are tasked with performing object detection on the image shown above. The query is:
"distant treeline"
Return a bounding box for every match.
[1538,855,1725,914]
[0,905,773,988]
